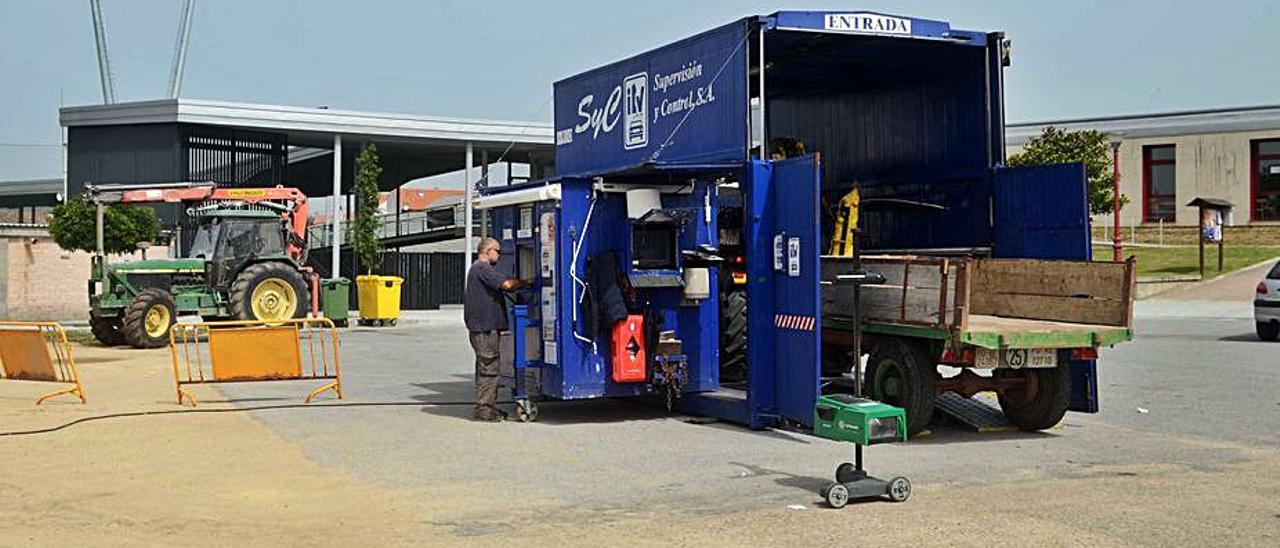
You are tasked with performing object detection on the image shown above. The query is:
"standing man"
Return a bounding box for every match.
[465,237,528,422]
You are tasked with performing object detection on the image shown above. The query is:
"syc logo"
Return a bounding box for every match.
[623,73,648,149]
[568,72,649,149]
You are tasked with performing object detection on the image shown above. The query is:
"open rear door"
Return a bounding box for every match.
[769,155,823,424]
[994,163,1098,413]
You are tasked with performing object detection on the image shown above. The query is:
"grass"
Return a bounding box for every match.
[1094,245,1280,278]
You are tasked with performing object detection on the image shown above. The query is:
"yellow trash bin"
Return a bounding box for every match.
[356,275,403,326]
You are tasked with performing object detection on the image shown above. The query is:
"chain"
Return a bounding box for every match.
[654,356,688,411]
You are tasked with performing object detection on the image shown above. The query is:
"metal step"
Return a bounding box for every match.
[934,392,1016,433]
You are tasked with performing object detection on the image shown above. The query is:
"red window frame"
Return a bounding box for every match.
[1142,145,1176,223]
[1252,139,1280,222]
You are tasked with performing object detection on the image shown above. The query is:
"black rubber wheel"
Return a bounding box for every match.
[121,288,176,349]
[229,262,310,322]
[719,289,747,382]
[887,476,912,502]
[1257,321,1279,341]
[864,337,936,436]
[996,363,1071,431]
[90,316,125,346]
[822,482,850,509]
[835,462,859,484]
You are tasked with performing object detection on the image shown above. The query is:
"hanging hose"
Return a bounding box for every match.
[569,189,599,351]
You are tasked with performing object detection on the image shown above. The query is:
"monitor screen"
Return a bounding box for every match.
[631,224,678,270]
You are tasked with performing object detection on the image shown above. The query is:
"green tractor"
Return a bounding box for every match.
[86,183,316,348]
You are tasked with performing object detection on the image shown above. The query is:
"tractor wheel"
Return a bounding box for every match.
[864,337,937,436]
[229,262,310,322]
[996,363,1071,431]
[90,316,126,346]
[719,289,747,383]
[121,289,176,349]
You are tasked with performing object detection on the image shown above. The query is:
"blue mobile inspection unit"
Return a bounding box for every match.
[478,11,1100,429]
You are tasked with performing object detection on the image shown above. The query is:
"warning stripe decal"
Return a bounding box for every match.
[774,314,816,332]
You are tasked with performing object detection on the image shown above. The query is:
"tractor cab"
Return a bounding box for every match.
[187,210,290,289]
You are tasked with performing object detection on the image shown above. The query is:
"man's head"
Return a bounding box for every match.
[477,237,501,265]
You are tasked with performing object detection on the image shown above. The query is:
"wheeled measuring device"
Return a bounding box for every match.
[814,271,912,508]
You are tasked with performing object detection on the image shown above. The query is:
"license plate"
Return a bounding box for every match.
[974,348,1058,369]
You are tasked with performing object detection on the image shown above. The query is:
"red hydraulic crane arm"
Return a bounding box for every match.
[106,183,311,261]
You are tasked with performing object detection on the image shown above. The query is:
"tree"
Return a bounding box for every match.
[47,197,161,255]
[1008,126,1127,216]
[350,143,384,274]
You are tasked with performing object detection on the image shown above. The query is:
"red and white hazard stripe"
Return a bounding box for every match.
[774,314,816,332]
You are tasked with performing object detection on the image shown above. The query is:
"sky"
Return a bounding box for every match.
[1,0,1278,181]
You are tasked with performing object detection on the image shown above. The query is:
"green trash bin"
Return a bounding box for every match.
[320,278,351,327]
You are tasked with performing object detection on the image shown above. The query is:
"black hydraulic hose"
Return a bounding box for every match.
[0,399,511,438]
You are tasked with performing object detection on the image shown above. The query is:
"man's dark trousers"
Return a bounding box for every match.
[469,330,501,418]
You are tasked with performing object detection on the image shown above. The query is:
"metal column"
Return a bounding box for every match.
[464,142,474,271]
[331,134,343,278]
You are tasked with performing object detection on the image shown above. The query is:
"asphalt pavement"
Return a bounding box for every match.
[210,277,1277,537]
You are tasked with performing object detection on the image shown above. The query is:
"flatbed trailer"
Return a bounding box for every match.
[822,255,1137,434]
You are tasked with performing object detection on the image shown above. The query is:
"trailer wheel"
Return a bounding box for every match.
[1257,321,1279,341]
[90,316,126,346]
[719,289,747,382]
[996,363,1070,431]
[229,262,310,322]
[121,288,176,349]
[864,337,936,436]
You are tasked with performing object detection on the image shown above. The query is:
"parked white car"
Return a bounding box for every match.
[1256,260,1280,341]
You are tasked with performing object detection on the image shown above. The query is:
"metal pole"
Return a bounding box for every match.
[95,201,105,256]
[88,0,117,104]
[465,142,474,272]
[1111,141,1122,262]
[168,0,196,98]
[331,134,343,278]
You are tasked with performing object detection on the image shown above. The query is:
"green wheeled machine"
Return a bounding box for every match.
[814,270,912,508]
[85,183,317,349]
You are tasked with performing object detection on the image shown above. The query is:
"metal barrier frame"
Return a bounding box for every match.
[0,321,86,405]
[168,317,342,406]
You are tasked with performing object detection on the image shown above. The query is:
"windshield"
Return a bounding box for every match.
[188,220,221,259]
[1268,261,1280,280]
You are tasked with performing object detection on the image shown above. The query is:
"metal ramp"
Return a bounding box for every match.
[934,392,1016,433]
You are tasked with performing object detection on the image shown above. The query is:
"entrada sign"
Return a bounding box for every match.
[823,13,913,35]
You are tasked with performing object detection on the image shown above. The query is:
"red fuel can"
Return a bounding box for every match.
[611,315,646,383]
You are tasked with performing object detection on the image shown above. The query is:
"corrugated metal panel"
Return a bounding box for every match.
[993,163,1090,260]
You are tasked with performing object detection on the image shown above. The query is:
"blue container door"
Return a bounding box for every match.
[769,155,823,425]
[993,163,1098,413]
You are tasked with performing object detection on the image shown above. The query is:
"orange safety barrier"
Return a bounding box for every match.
[168,317,342,406]
[0,321,86,405]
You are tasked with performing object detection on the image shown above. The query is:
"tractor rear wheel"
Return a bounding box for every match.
[121,289,176,349]
[864,337,937,436]
[229,262,310,322]
[90,316,125,346]
[719,289,747,383]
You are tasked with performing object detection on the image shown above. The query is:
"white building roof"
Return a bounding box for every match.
[59,98,553,147]
[1007,104,1280,146]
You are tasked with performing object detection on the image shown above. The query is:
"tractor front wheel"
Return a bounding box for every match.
[864,337,937,436]
[90,316,126,346]
[121,289,176,349]
[229,263,310,322]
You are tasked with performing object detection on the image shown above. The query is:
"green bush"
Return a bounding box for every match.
[47,197,160,255]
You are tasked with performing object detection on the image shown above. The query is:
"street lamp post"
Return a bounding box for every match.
[1111,139,1123,262]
